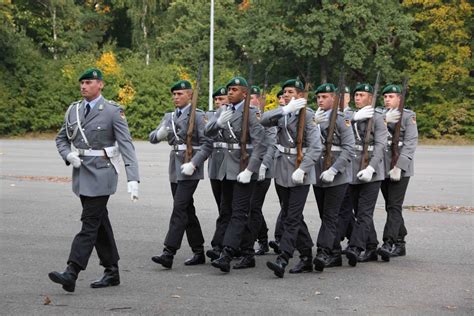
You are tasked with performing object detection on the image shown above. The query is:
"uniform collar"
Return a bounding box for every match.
[84,95,102,109]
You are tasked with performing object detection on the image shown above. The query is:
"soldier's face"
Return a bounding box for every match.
[316,93,335,110]
[227,86,246,104]
[344,93,350,108]
[250,94,260,107]
[354,92,373,108]
[214,95,228,108]
[278,95,285,106]
[384,93,400,109]
[173,90,192,108]
[283,87,304,103]
[80,79,103,101]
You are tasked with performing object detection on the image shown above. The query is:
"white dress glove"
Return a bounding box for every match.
[237,168,253,184]
[314,108,329,124]
[291,168,305,185]
[320,167,338,183]
[217,109,234,128]
[282,97,306,115]
[66,152,81,168]
[155,126,168,141]
[353,106,374,121]
[127,181,139,201]
[258,164,267,181]
[389,166,402,181]
[181,162,196,176]
[357,165,375,182]
[385,108,401,124]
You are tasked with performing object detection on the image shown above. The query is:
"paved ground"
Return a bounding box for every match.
[0,140,473,315]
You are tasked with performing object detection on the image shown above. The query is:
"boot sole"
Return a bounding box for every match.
[266,261,284,278]
[378,249,391,262]
[346,252,358,267]
[184,260,206,266]
[289,267,313,274]
[233,262,256,269]
[90,280,120,288]
[151,257,172,269]
[211,261,230,273]
[48,273,75,293]
[313,259,325,272]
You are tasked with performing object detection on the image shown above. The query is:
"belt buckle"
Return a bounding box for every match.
[284,147,291,154]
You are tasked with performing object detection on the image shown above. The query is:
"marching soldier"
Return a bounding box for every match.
[205,76,266,273]
[49,68,140,292]
[206,86,230,260]
[378,84,418,260]
[149,80,213,268]
[261,79,323,278]
[311,83,355,272]
[344,83,387,267]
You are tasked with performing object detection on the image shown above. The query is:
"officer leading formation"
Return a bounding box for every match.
[49,67,417,292]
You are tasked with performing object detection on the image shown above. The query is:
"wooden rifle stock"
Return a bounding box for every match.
[185,64,203,163]
[295,83,310,169]
[360,71,381,170]
[323,70,345,170]
[390,77,409,169]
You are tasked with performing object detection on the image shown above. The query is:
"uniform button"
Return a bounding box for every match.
[107,163,110,166]
[98,126,101,130]
[81,139,84,142]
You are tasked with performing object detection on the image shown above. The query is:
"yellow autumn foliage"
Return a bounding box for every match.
[96,51,121,77]
[118,83,135,106]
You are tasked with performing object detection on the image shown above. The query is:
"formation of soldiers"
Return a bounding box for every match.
[48,67,418,293]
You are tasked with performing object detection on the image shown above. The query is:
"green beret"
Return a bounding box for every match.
[282,79,304,91]
[212,86,227,98]
[170,80,192,92]
[250,85,261,96]
[78,68,103,81]
[382,84,402,95]
[354,83,374,94]
[315,83,336,94]
[276,90,284,98]
[226,76,248,89]
[335,86,351,94]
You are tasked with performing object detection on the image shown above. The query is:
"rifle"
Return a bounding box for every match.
[390,77,409,169]
[323,68,345,170]
[259,71,268,112]
[185,64,203,163]
[360,71,381,170]
[295,81,310,169]
[240,64,253,171]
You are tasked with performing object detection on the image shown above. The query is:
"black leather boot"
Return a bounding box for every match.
[206,247,221,261]
[358,248,378,262]
[48,263,79,293]
[90,264,120,288]
[211,247,233,273]
[151,248,174,269]
[313,249,333,272]
[392,241,406,256]
[255,239,269,256]
[289,256,313,273]
[268,240,281,254]
[345,246,361,267]
[184,252,205,266]
[266,253,289,278]
[326,250,343,268]
[233,255,256,269]
[378,242,393,262]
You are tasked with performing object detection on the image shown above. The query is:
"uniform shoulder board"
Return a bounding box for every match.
[106,99,122,108]
[374,107,384,114]
[196,108,204,113]
[403,108,415,114]
[337,111,344,117]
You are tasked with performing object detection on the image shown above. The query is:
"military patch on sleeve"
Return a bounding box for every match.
[411,115,416,124]
[345,119,351,127]
[256,111,261,120]
[120,110,126,120]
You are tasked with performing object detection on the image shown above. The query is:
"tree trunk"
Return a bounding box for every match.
[52,6,57,60]
[142,3,149,66]
[320,56,328,84]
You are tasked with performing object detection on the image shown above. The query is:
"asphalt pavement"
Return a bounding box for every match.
[1,140,473,315]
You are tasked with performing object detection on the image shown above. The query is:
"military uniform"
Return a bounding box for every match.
[261,79,323,278]
[205,77,267,272]
[311,84,356,272]
[345,84,387,267]
[149,80,213,268]
[378,84,418,260]
[50,68,140,292]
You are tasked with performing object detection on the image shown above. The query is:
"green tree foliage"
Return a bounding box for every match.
[0,0,472,140]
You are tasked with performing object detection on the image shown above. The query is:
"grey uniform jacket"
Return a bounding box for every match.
[260,107,323,187]
[383,109,418,178]
[56,97,140,197]
[315,110,355,188]
[204,102,266,180]
[149,106,213,183]
[206,110,225,180]
[350,109,387,184]
[261,126,277,179]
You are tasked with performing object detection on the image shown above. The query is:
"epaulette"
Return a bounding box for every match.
[337,111,344,117]
[107,99,122,108]
[403,108,414,114]
[375,107,384,114]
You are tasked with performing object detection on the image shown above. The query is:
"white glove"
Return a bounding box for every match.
[353,106,374,121]
[181,162,196,176]
[217,109,233,128]
[155,126,168,141]
[389,166,402,182]
[237,168,253,184]
[320,167,338,183]
[385,109,401,124]
[291,168,305,184]
[357,165,375,182]
[282,97,306,115]
[66,152,81,168]
[127,180,139,201]
[314,108,329,124]
[258,164,267,181]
